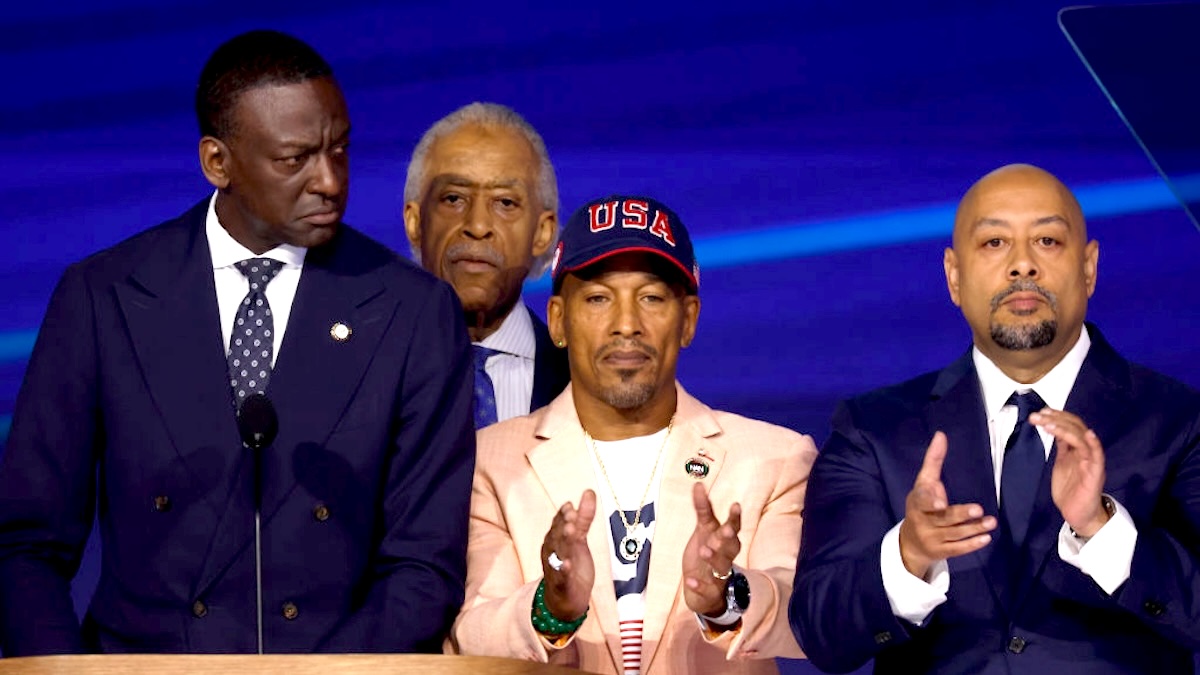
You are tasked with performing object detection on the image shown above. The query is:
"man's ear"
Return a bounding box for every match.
[531,210,557,258]
[943,247,962,307]
[199,136,232,189]
[547,295,565,347]
[403,201,424,254]
[680,295,700,348]
[1083,239,1099,298]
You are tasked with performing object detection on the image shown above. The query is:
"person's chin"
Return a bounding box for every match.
[296,225,338,249]
[454,285,503,312]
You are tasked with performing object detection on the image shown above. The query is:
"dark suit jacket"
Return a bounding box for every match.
[790,327,1200,674]
[528,309,569,414]
[0,199,476,655]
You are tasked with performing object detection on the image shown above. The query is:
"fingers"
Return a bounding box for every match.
[909,500,992,531]
[899,503,995,576]
[915,432,948,501]
[575,489,597,532]
[1030,410,1105,459]
[902,453,996,576]
[910,482,949,514]
[697,502,743,576]
[542,492,597,576]
[692,482,717,528]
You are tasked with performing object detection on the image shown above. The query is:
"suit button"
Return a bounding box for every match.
[153,495,171,512]
[873,631,892,645]
[313,504,330,522]
[1007,636,1026,654]
[192,600,208,618]
[1144,600,1166,617]
[282,602,299,620]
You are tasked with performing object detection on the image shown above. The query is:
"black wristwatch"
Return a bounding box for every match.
[726,570,750,614]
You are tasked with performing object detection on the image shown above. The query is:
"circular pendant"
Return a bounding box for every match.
[618,535,642,563]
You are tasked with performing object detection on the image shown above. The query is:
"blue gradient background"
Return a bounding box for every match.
[2,1,1198,671]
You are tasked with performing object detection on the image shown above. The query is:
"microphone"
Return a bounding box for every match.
[237,393,277,655]
[238,393,278,451]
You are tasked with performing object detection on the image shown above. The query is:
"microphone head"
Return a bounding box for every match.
[237,393,279,450]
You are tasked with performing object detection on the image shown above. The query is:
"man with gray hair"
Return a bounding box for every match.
[404,102,570,428]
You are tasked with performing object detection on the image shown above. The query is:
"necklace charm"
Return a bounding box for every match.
[585,418,675,568]
[619,534,642,563]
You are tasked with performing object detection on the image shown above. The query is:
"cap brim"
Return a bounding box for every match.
[555,246,698,293]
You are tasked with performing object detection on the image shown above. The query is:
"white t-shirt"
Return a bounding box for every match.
[587,428,669,675]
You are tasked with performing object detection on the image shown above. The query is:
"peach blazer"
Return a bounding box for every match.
[449,383,817,674]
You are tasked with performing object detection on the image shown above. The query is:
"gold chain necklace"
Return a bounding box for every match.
[584,417,674,564]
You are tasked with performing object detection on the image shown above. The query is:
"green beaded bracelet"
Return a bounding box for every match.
[531,579,588,636]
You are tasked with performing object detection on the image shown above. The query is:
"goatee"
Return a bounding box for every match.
[991,320,1057,350]
[600,378,655,410]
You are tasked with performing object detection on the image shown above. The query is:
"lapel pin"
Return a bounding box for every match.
[684,457,710,479]
[330,322,352,342]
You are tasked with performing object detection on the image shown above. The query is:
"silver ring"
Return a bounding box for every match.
[547,551,565,572]
[711,567,733,581]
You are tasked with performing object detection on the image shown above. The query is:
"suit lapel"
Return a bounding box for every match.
[640,400,722,673]
[925,353,1010,616]
[114,202,243,533]
[526,397,622,675]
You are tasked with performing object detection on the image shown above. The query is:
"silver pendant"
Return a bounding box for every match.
[618,534,642,563]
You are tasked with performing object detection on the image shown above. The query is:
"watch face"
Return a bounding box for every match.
[732,572,751,610]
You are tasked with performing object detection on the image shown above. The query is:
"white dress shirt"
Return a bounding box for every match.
[476,299,537,422]
[882,325,1138,625]
[205,193,307,366]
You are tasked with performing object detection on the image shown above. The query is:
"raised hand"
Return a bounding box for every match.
[1032,409,1109,538]
[683,482,742,617]
[898,432,996,579]
[539,490,598,621]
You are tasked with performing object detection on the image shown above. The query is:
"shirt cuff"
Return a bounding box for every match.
[1057,495,1137,595]
[880,520,949,626]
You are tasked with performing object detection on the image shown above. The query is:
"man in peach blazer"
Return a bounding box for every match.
[448,194,817,674]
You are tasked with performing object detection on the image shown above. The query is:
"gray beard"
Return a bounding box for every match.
[600,373,656,410]
[991,319,1057,351]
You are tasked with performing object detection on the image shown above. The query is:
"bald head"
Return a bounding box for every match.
[953,163,1087,250]
[944,163,1099,383]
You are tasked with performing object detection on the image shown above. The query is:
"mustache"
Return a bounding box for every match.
[445,242,504,267]
[990,279,1058,311]
[598,339,659,360]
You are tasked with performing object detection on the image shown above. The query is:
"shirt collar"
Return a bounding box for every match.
[205,191,308,270]
[476,299,537,360]
[973,324,1091,417]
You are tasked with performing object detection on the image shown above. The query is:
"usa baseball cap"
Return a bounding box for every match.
[551,195,699,293]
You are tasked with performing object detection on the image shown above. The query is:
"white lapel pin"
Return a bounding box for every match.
[330,322,352,342]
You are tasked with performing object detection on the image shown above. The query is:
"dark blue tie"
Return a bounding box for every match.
[228,258,282,407]
[999,390,1047,547]
[472,345,501,429]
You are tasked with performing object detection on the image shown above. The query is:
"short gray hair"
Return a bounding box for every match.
[404,102,560,278]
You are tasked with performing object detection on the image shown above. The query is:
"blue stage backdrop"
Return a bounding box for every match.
[2,1,1197,671]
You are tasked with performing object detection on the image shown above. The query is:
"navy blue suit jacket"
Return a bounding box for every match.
[791,327,1200,674]
[0,200,476,655]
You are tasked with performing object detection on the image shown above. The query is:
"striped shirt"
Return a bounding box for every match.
[475,300,537,422]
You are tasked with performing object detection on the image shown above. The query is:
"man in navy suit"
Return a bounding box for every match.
[0,30,475,655]
[403,103,570,428]
[790,164,1200,673]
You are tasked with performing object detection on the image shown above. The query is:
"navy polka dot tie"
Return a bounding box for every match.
[228,258,282,407]
[473,345,501,429]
